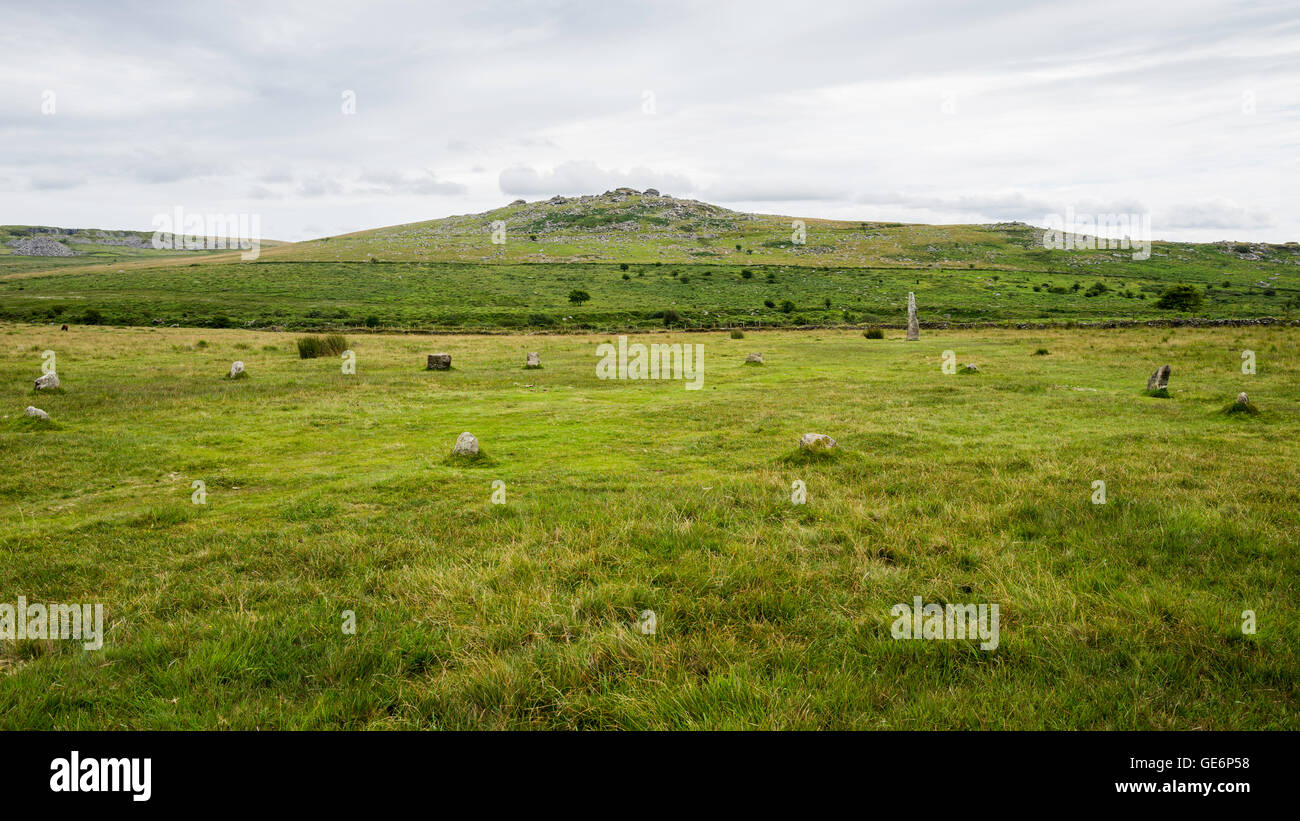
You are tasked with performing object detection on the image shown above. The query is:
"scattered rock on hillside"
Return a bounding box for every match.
[427,353,452,370]
[8,236,76,256]
[34,372,59,391]
[1147,364,1171,391]
[745,352,763,364]
[451,432,479,456]
[25,406,49,420]
[799,433,837,450]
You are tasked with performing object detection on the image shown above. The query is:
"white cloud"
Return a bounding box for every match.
[0,0,1296,242]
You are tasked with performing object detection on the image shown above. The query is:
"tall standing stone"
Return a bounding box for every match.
[1147,365,1171,391]
[906,292,920,341]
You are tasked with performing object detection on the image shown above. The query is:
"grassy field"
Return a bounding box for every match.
[2,321,1296,729]
[2,194,1296,331]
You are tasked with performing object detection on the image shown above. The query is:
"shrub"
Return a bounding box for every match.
[780,300,795,313]
[1083,282,1109,297]
[764,300,775,309]
[865,328,884,339]
[1155,284,1204,311]
[619,263,629,271]
[730,329,744,339]
[622,273,630,280]
[364,315,380,328]
[741,269,753,279]
[1033,348,1049,355]
[662,309,681,326]
[679,275,690,284]
[297,334,348,359]
[568,289,591,304]
[81,307,104,325]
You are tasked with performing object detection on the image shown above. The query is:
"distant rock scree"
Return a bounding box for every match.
[8,236,76,256]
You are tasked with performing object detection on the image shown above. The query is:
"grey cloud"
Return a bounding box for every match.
[1159,201,1276,230]
[499,161,692,196]
[29,176,83,191]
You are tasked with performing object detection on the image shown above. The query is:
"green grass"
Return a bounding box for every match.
[1,194,1295,332]
[1,322,1296,729]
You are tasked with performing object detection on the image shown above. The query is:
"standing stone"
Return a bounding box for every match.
[451,432,479,456]
[1235,392,1250,406]
[1146,364,1171,391]
[906,292,920,341]
[229,361,245,378]
[798,433,837,450]
[745,352,763,364]
[25,406,49,420]
[525,352,540,368]
[34,372,59,391]
[427,353,452,370]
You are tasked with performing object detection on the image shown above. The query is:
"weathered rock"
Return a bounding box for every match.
[961,363,980,373]
[1147,364,1171,391]
[798,433,837,450]
[510,199,526,206]
[1236,392,1250,405]
[25,406,49,420]
[34,372,59,391]
[745,352,763,364]
[451,432,479,456]
[427,353,452,370]
[906,292,920,341]
[8,236,76,256]
[525,352,540,368]
[643,188,660,196]
[229,361,245,378]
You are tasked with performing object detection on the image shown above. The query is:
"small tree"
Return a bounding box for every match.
[568,289,591,304]
[1155,285,1204,312]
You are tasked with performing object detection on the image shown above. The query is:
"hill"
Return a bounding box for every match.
[0,192,1296,331]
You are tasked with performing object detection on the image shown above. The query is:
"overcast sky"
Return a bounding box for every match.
[2,0,1297,242]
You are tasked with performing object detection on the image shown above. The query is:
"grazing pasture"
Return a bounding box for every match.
[2,322,1295,729]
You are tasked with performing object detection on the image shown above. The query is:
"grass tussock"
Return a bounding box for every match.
[297,334,349,359]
